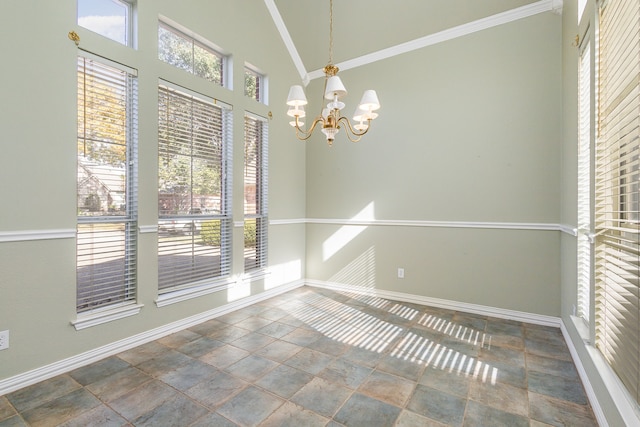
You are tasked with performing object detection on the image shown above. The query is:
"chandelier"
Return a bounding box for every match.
[286,0,381,146]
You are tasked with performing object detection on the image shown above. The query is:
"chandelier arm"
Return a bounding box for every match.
[337,116,371,142]
[294,116,325,141]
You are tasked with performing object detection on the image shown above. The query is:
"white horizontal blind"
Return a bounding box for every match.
[244,113,268,271]
[158,84,232,292]
[77,56,138,313]
[577,41,591,323]
[595,0,640,405]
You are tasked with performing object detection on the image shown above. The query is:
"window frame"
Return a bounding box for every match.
[243,112,268,272]
[157,81,233,298]
[75,53,139,324]
[158,19,229,87]
[77,0,136,47]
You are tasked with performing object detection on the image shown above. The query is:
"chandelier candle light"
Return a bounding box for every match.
[286,0,381,146]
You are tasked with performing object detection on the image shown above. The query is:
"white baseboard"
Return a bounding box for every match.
[305,280,561,327]
[560,321,608,427]
[0,280,304,397]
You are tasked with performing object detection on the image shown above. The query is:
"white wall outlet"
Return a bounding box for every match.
[397,268,405,279]
[0,330,9,350]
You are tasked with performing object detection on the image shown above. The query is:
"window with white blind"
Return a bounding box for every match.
[158,21,226,86]
[244,113,268,271]
[577,40,591,323]
[595,0,640,406]
[77,55,138,314]
[158,83,232,293]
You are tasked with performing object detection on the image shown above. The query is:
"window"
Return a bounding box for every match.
[244,65,264,102]
[595,0,640,405]
[577,40,591,323]
[76,55,138,313]
[158,21,225,86]
[158,83,232,293]
[244,113,268,271]
[77,0,134,46]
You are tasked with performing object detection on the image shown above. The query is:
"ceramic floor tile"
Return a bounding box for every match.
[395,410,448,427]
[157,359,218,391]
[254,339,303,362]
[56,404,128,427]
[157,328,201,348]
[6,375,82,413]
[224,354,278,382]
[116,341,170,365]
[419,365,472,398]
[290,377,352,417]
[229,331,275,352]
[187,318,227,336]
[185,371,248,409]
[318,358,373,389]
[216,386,284,426]
[108,380,177,421]
[468,379,529,417]
[255,321,296,338]
[199,344,250,369]
[529,392,598,427]
[284,347,334,375]
[0,416,29,427]
[207,325,251,343]
[175,336,225,358]
[21,388,100,427]
[254,364,314,398]
[358,370,415,407]
[463,400,529,427]
[136,349,193,377]
[132,394,208,427]
[527,370,588,405]
[0,397,17,421]
[260,401,329,427]
[407,384,467,427]
[189,412,238,427]
[85,366,152,402]
[333,392,402,427]
[527,353,580,380]
[68,356,130,386]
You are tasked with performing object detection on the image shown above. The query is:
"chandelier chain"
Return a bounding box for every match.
[329,0,334,65]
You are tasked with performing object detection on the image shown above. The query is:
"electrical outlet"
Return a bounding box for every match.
[397,268,405,279]
[0,330,9,350]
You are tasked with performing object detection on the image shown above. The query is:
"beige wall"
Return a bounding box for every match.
[0,0,305,381]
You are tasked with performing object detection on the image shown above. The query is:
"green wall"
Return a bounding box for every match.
[304,12,564,316]
[0,0,305,381]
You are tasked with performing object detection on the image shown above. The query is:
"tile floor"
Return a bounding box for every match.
[0,286,598,426]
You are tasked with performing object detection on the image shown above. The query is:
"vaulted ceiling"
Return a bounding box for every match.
[269,0,559,82]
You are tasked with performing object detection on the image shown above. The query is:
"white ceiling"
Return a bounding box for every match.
[268,0,562,83]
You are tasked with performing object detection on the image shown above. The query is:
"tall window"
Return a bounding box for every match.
[77,0,135,46]
[577,40,591,323]
[158,21,225,86]
[595,0,640,405]
[244,113,268,271]
[158,84,232,293]
[77,55,138,313]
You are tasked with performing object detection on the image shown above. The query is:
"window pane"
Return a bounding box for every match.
[78,0,129,45]
[245,68,259,101]
[158,25,193,73]
[158,85,231,292]
[194,43,222,84]
[77,56,137,314]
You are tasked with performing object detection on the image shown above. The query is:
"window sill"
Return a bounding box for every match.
[156,279,234,308]
[71,303,144,331]
[241,269,270,284]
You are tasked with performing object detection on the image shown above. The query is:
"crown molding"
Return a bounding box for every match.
[268,0,562,83]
